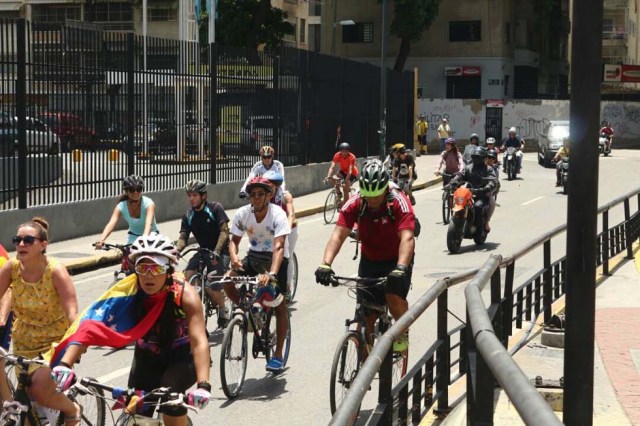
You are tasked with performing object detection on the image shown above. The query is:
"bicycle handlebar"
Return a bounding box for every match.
[208,275,261,286]
[330,275,387,286]
[0,347,47,367]
[93,243,131,253]
[179,246,217,258]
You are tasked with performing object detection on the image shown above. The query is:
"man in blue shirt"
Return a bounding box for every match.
[500,127,525,174]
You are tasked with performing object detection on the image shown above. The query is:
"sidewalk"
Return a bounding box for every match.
[13,153,442,274]
[423,246,640,425]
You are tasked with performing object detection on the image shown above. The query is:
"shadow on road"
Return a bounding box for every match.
[216,373,289,406]
[448,241,501,255]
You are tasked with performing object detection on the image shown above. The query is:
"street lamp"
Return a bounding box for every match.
[331,0,355,56]
[379,0,389,159]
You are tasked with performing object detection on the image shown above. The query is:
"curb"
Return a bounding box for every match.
[63,177,443,275]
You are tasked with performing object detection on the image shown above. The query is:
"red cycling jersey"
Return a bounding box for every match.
[600,126,614,136]
[337,189,415,261]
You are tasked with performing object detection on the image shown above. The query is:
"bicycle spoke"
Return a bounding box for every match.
[220,317,248,399]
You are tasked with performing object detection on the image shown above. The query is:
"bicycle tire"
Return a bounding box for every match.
[188,274,210,329]
[288,252,298,302]
[56,377,106,426]
[263,308,291,366]
[323,190,338,224]
[329,331,363,416]
[220,316,248,399]
[442,191,451,225]
[116,413,193,426]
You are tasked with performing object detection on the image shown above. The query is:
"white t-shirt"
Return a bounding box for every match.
[231,203,291,258]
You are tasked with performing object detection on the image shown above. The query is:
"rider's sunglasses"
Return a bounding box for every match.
[135,263,169,276]
[262,155,273,159]
[12,235,40,246]
[127,187,142,193]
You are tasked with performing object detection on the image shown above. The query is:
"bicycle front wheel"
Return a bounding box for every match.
[220,316,248,399]
[442,191,451,225]
[323,190,338,224]
[329,331,363,415]
[188,274,210,328]
[56,377,106,426]
[288,252,298,302]
[264,308,291,366]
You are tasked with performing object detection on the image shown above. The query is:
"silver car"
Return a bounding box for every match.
[0,114,61,156]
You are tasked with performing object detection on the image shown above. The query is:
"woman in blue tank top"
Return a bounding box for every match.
[95,175,159,248]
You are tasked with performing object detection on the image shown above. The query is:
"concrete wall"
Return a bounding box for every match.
[0,158,368,248]
[417,98,640,150]
[0,156,62,203]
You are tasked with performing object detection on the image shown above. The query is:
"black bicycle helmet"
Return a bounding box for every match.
[338,142,350,151]
[123,174,144,189]
[486,149,498,160]
[471,146,487,165]
[185,179,207,194]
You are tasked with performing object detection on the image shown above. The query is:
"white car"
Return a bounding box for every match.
[0,115,61,155]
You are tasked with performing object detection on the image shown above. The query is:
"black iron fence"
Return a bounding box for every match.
[330,187,640,425]
[0,18,413,210]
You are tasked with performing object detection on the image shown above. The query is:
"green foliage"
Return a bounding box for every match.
[388,0,442,44]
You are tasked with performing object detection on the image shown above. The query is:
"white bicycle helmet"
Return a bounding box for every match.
[129,234,179,265]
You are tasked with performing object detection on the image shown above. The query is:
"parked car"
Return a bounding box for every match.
[37,112,96,152]
[0,113,61,156]
[123,123,197,156]
[538,120,569,167]
[239,115,297,156]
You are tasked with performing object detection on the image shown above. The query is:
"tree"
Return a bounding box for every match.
[387,0,443,72]
[198,0,294,64]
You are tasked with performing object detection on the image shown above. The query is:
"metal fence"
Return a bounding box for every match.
[330,187,640,425]
[0,18,414,210]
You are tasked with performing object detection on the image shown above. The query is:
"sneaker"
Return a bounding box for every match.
[393,332,409,353]
[266,356,285,373]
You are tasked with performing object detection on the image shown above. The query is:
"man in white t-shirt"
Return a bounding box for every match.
[225,176,291,373]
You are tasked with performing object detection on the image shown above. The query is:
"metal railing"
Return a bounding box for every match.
[330,187,640,425]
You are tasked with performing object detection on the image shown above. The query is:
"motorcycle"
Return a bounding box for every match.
[559,157,569,195]
[504,147,518,180]
[599,133,612,156]
[446,182,488,253]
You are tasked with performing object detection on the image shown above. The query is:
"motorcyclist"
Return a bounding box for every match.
[599,121,614,152]
[552,137,570,187]
[485,137,500,155]
[449,146,497,234]
[485,149,500,227]
[462,133,480,165]
[500,127,525,174]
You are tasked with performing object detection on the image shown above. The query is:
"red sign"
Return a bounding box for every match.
[444,66,482,77]
[603,64,640,82]
[485,99,504,107]
[621,65,640,82]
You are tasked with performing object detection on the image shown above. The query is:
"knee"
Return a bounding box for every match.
[29,369,56,405]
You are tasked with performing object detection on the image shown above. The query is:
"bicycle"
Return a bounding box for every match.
[211,276,292,399]
[328,276,408,416]
[0,347,106,426]
[93,243,133,287]
[71,378,198,426]
[179,246,232,330]
[286,252,299,302]
[438,172,455,225]
[323,175,355,224]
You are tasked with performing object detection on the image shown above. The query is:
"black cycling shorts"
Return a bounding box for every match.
[240,251,289,294]
[128,344,196,417]
[357,257,413,307]
[185,251,230,290]
[338,170,358,184]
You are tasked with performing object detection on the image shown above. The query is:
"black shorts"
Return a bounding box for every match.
[338,170,358,184]
[357,257,413,307]
[241,251,289,294]
[185,251,230,290]
[128,344,196,417]
[418,135,427,145]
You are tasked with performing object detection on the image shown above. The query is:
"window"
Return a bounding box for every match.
[32,6,81,23]
[343,22,374,43]
[149,7,178,22]
[87,3,133,23]
[300,19,306,43]
[505,22,511,44]
[449,21,481,42]
[284,19,297,43]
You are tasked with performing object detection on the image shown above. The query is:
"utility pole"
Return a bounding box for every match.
[563,0,603,423]
[378,0,388,160]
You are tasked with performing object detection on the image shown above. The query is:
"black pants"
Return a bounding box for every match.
[474,196,489,230]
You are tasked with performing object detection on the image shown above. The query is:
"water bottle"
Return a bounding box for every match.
[251,304,264,331]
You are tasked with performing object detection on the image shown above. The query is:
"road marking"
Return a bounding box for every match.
[73,271,116,285]
[522,196,544,206]
[95,366,130,384]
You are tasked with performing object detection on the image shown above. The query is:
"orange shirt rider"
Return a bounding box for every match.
[331,151,359,183]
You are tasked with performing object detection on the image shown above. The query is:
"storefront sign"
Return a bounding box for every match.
[603,64,640,82]
[444,66,482,77]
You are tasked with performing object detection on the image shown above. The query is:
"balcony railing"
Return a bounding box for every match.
[603,29,627,40]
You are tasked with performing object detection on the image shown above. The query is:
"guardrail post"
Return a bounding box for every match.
[602,210,610,275]
[435,288,450,414]
[491,269,507,348]
[377,348,393,424]
[624,198,633,259]
[465,308,494,425]
[208,42,217,184]
[125,32,135,176]
[16,18,27,209]
[543,240,552,324]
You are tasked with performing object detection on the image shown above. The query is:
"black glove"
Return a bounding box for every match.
[239,191,247,199]
[387,264,407,287]
[210,251,221,264]
[315,263,335,286]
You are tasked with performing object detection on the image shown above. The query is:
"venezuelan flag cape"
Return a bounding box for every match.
[45,274,169,366]
[0,244,8,265]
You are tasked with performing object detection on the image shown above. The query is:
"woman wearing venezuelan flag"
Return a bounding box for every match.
[47,234,211,426]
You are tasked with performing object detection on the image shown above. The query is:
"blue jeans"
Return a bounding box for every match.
[440,138,447,152]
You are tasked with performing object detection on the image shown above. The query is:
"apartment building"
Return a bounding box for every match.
[601,0,640,93]
[323,0,571,100]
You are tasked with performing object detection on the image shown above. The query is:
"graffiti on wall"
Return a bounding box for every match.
[602,103,640,136]
[517,118,550,139]
[418,100,485,137]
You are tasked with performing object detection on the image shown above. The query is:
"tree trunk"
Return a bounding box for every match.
[393,37,412,72]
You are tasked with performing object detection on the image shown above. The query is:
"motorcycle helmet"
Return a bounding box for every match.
[508,127,517,134]
[123,174,144,190]
[471,146,487,166]
[259,146,274,157]
[245,176,272,194]
[359,160,389,197]
[263,170,284,185]
[445,137,457,145]
[486,149,498,160]
[338,142,350,151]
[185,179,207,194]
[129,234,179,265]
[469,133,479,144]
[486,137,496,145]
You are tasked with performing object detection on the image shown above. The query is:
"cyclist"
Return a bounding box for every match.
[239,146,286,198]
[95,175,159,248]
[434,137,464,185]
[54,234,212,422]
[263,170,298,300]
[176,179,231,328]
[0,217,81,424]
[324,142,359,208]
[315,160,415,353]
[225,177,291,372]
[383,143,404,174]
[392,147,417,205]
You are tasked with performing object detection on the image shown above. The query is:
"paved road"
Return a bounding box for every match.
[60,150,640,425]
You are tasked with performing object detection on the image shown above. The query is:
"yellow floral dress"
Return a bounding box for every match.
[10,259,69,359]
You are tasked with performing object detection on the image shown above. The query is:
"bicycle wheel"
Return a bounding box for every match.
[220,316,248,399]
[288,252,298,302]
[442,191,451,225]
[56,377,106,426]
[392,349,409,388]
[188,274,210,328]
[264,308,291,366]
[329,331,363,415]
[323,190,338,224]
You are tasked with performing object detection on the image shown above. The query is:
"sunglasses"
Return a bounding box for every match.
[127,187,143,193]
[262,156,273,159]
[12,235,41,246]
[135,263,169,276]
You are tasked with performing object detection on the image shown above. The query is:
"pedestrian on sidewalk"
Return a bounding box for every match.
[95,175,159,248]
[415,114,428,156]
[437,118,452,152]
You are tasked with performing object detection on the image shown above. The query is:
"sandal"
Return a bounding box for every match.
[64,402,82,425]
